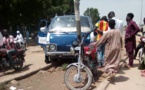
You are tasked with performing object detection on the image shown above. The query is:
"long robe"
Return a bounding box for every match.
[125,20,140,66]
[94,30,121,73]
[125,20,140,53]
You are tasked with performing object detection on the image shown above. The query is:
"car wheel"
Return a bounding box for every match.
[45,55,50,64]
[50,58,58,63]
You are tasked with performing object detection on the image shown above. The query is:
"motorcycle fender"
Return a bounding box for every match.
[66,63,93,77]
[66,63,79,69]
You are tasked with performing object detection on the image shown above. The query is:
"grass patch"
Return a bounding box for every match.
[0,83,7,90]
[61,63,68,71]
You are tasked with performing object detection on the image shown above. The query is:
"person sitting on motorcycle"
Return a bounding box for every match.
[14,30,24,46]
[2,29,15,68]
[134,17,145,59]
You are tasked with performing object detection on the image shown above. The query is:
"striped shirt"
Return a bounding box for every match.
[95,20,109,41]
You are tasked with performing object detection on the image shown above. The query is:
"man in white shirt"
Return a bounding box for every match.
[15,30,24,43]
[108,11,124,36]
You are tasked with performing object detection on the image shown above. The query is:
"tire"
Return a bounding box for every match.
[13,58,23,71]
[139,52,142,64]
[50,58,58,63]
[139,49,144,64]
[21,43,26,51]
[140,53,145,63]
[64,66,92,90]
[23,43,26,50]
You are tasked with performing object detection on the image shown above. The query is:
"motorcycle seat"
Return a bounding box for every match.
[0,49,7,56]
[16,49,25,55]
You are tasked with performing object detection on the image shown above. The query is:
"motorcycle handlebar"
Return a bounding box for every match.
[136,34,141,37]
[80,31,92,45]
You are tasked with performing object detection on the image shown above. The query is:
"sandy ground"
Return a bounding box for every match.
[1,33,144,90]
[0,46,48,84]
[106,35,145,90]
[3,46,106,90]
[106,60,145,90]
[5,63,106,90]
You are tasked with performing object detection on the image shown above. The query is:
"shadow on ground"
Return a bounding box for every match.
[114,75,129,82]
[0,64,32,77]
[109,75,129,85]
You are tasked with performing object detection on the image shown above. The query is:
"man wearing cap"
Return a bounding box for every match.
[15,30,24,44]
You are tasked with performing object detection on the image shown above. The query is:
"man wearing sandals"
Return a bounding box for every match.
[125,13,140,67]
[90,19,122,80]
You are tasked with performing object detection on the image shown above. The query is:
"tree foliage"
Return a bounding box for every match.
[83,8,100,25]
[0,0,74,29]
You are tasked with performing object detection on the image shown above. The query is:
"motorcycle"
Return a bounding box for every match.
[136,32,145,64]
[83,45,97,74]
[0,44,25,71]
[14,39,26,50]
[64,32,98,90]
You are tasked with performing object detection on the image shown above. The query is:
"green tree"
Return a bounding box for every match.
[0,0,74,29]
[0,0,43,28]
[84,8,100,25]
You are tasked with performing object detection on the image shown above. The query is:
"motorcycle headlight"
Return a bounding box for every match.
[70,47,75,54]
[72,40,79,47]
[86,51,91,55]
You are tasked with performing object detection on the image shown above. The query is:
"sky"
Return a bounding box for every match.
[80,0,145,25]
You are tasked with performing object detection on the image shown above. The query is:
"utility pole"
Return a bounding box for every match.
[140,0,143,26]
[74,0,81,42]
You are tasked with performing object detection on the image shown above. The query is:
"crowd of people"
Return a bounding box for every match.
[0,11,145,80]
[0,29,25,68]
[90,11,145,80]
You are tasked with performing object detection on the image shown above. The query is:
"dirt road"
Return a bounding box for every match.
[0,46,51,84]
[2,35,144,90]
[6,66,106,90]
[0,46,105,90]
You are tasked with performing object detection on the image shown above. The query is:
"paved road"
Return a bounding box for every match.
[0,46,52,84]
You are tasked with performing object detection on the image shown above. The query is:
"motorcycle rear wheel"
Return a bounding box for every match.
[64,66,92,90]
[13,58,23,71]
[139,50,145,64]
[22,43,26,51]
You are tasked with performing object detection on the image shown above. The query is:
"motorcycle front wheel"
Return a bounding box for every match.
[64,66,92,90]
[139,49,145,64]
